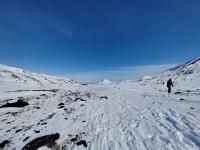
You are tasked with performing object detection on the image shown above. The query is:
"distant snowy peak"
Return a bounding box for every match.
[99,79,112,85]
[142,76,152,80]
[0,64,79,85]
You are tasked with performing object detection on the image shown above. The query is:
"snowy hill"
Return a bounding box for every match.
[155,57,200,90]
[0,64,76,85]
[161,57,200,79]
[0,64,86,93]
[0,58,200,150]
[165,57,200,74]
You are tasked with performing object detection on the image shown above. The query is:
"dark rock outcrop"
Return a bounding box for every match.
[22,133,60,150]
[58,103,64,106]
[100,96,108,99]
[0,100,29,108]
[76,140,87,147]
[70,135,87,148]
[70,135,78,142]
[0,140,10,149]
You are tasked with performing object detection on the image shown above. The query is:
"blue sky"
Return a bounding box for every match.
[0,0,200,81]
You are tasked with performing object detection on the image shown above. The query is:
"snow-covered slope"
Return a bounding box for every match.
[0,58,200,150]
[0,64,81,85]
[155,57,200,90]
[165,57,200,73]
[0,64,85,93]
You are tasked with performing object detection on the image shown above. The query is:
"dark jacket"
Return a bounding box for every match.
[167,80,173,88]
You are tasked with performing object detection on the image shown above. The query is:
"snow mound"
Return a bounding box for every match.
[38,147,52,150]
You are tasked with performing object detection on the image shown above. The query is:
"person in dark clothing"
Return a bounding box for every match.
[167,78,173,93]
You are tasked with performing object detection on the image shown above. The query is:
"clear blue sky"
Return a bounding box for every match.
[0,0,200,81]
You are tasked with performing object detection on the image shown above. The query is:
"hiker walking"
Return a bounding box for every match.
[167,78,173,94]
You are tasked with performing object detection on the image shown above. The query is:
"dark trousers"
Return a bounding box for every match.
[168,87,171,93]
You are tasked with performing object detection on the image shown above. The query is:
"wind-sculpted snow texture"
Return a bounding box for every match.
[0,58,200,150]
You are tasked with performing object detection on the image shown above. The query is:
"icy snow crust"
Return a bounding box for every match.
[0,59,200,150]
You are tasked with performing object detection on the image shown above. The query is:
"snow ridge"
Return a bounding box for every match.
[164,57,200,73]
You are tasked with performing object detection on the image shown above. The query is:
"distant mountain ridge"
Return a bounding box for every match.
[1,56,200,86]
